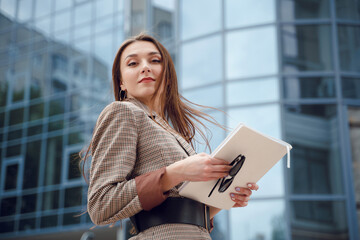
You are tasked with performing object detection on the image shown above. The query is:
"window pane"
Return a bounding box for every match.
[19,218,36,231]
[95,0,114,19]
[336,0,360,20]
[0,221,14,233]
[29,102,44,121]
[40,215,58,228]
[70,92,85,111]
[23,141,41,189]
[74,2,92,26]
[74,25,91,40]
[338,25,360,73]
[181,0,221,40]
[6,144,21,157]
[210,210,230,239]
[152,6,174,41]
[27,124,43,136]
[4,164,18,190]
[291,201,349,239]
[63,212,81,225]
[92,58,109,90]
[68,152,81,180]
[94,32,113,68]
[284,104,343,194]
[0,197,17,216]
[348,107,360,230]
[35,0,52,18]
[230,199,286,240]
[280,0,330,21]
[182,84,223,108]
[31,52,48,99]
[54,10,71,33]
[48,119,64,132]
[51,54,69,93]
[282,25,333,73]
[228,105,284,197]
[227,77,279,105]
[55,0,72,11]
[42,190,59,210]
[16,25,33,45]
[0,66,8,107]
[72,57,88,87]
[181,35,222,88]
[18,0,33,22]
[194,110,225,154]
[0,112,4,128]
[228,105,281,137]
[44,136,63,186]
[9,107,24,126]
[49,97,66,116]
[95,16,113,34]
[342,77,360,99]
[64,187,82,207]
[227,26,278,79]
[12,74,26,103]
[0,0,16,19]
[21,194,37,213]
[226,0,275,28]
[68,131,85,145]
[34,17,51,36]
[284,77,335,99]
[7,129,22,141]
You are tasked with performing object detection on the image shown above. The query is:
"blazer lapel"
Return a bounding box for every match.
[125,98,196,156]
[154,117,196,156]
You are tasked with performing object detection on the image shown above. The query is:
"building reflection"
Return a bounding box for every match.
[0,10,108,237]
[285,104,349,239]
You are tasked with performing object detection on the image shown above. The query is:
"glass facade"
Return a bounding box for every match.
[0,0,359,239]
[178,0,359,240]
[0,0,122,238]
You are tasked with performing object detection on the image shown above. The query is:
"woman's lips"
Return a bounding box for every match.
[139,77,155,83]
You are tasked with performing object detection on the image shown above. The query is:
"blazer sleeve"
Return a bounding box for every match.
[87,102,168,225]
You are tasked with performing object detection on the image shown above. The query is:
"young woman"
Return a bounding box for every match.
[82,34,259,239]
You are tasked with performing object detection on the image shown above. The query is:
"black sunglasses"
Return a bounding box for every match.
[208,154,246,198]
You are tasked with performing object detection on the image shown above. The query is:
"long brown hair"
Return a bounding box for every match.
[80,33,225,181]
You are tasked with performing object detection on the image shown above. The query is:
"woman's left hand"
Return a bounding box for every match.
[230,183,259,208]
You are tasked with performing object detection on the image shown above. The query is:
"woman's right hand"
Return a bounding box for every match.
[166,153,231,183]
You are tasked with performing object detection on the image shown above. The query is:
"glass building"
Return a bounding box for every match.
[0,0,359,239]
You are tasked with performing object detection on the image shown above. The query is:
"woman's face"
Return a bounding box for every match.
[120,41,163,104]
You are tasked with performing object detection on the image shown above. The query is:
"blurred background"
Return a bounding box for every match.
[0,0,359,239]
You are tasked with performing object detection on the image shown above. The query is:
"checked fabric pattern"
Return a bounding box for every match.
[87,98,211,240]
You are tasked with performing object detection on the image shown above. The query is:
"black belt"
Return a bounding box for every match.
[130,197,210,233]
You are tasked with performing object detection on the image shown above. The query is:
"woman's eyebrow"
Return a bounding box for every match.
[124,52,161,61]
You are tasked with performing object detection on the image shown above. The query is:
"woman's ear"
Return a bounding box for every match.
[120,82,126,91]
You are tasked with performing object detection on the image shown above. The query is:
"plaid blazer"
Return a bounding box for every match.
[87,98,212,239]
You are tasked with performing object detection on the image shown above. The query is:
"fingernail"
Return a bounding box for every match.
[235,187,241,192]
[247,183,252,188]
[245,197,250,201]
[231,198,235,201]
[230,193,235,197]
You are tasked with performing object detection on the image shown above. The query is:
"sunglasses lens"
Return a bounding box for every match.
[229,157,245,176]
[218,178,233,192]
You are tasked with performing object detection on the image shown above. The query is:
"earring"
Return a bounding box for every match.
[119,89,127,101]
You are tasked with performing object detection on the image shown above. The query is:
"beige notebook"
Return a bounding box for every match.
[178,123,292,210]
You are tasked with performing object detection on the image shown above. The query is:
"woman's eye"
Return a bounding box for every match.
[128,62,136,66]
[152,59,161,63]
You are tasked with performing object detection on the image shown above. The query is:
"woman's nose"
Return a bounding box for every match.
[141,62,151,73]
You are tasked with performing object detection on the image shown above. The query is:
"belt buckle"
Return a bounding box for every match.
[204,205,209,232]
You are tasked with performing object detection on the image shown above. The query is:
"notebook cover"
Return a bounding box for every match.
[178,123,292,210]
